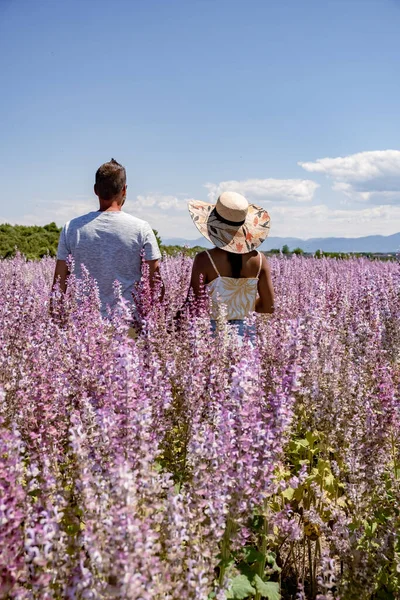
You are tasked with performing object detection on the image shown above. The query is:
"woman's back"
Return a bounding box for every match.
[186,191,274,337]
[204,248,262,320]
[204,247,261,281]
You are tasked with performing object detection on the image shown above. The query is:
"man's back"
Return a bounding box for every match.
[57,210,161,315]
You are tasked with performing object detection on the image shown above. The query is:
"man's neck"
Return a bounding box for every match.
[98,199,123,212]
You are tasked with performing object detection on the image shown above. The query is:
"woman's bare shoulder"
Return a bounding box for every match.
[194,249,209,259]
[242,249,261,263]
[193,250,210,267]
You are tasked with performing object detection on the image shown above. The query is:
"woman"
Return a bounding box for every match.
[187,191,274,339]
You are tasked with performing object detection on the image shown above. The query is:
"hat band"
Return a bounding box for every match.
[214,208,246,227]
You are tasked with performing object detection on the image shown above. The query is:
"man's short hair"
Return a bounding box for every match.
[95,158,126,201]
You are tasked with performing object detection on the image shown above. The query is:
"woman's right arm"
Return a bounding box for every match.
[175,253,207,323]
[255,254,274,314]
[189,253,207,299]
[189,252,209,298]
[189,254,201,298]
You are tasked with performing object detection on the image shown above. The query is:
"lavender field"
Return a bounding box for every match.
[1,254,400,600]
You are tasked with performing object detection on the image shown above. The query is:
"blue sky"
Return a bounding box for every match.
[1,0,400,240]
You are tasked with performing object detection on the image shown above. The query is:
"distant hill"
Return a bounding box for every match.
[164,233,400,253]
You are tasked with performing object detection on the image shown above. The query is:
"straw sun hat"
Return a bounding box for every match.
[188,191,270,254]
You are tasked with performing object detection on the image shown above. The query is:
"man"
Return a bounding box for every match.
[53,158,163,317]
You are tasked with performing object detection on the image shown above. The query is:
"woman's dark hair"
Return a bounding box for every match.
[227,251,242,278]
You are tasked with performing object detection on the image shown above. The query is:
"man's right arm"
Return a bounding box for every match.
[52,224,70,294]
[52,259,69,293]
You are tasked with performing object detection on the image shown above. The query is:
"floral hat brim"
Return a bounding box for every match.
[188,200,271,254]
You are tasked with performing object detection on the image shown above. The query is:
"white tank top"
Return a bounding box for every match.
[205,250,262,320]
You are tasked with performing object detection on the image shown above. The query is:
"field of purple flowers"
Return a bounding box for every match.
[1,253,400,600]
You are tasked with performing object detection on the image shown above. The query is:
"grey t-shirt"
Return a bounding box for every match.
[57,211,161,315]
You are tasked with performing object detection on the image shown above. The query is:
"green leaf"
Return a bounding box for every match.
[297,438,310,449]
[282,486,295,501]
[65,521,81,535]
[317,459,330,474]
[253,576,281,600]
[227,574,256,599]
[243,546,265,564]
[251,514,265,531]
[237,560,257,579]
[305,431,319,446]
[266,552,282,574]
[324,472,335,488]
[293,485,305,502]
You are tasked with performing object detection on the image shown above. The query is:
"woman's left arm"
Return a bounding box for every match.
[255,255,275,314]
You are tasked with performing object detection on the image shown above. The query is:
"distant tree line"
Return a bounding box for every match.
[265,245,397,261]
[0,224,205,261]
[0,223,61,260]
[153,230,205,257]
[267,244,303,255]
[1,224,396,262]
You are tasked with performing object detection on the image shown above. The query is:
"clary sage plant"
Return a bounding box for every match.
[0,253,399,600]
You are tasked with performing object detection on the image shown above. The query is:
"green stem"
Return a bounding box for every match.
[219,518,233,586]
[313,537,321,591]
[281,543,294,576]
[301,538,306,591]
[254,514,269,600]
[178,421,190,493]
[391,429,398,480]
[308,538,314,599]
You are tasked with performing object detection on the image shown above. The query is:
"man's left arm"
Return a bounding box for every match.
[143,225,165,300]
[146,258,165,301]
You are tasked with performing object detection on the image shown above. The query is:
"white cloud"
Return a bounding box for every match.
[299,150,400,181]
[10,197,97,226]
[331,182,400,204]
[127,208,199,240]
[205,178,319,204]
[131,180,320,240]
[127,195,200,239]
[270,203,400,238]
[12,199,400,240]
[10,162,400,241]
[299,150,400,204]
[135,194,188,212]
[10,194,198,240]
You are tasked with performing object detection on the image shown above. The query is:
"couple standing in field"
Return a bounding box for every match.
[53,159,274,339]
